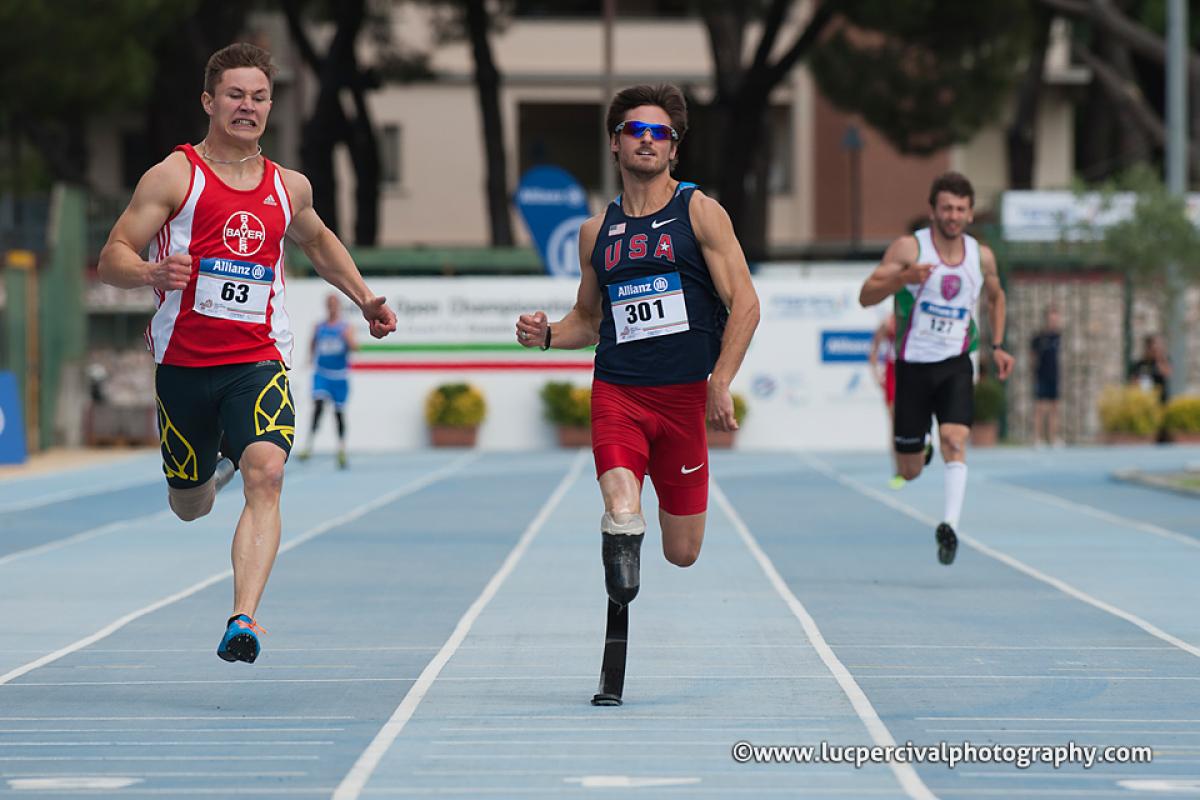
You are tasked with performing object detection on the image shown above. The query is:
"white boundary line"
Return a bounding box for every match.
[710,480,939,800]
[0,454,479,687]
[0,468,326,569]
[0,476,160,514]
[331,450,586,800]
[801,454,1200,661]
[0,510,175,569]
[987,477,1200,550]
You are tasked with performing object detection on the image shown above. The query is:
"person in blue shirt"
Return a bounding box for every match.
[298,293,356,468]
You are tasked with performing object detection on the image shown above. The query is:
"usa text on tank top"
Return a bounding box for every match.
[315,321,350,378]
[895,228,982,364]
[589,182,727,386]
[146,143,295,368]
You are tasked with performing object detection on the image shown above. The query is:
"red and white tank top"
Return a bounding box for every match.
[146,143,294,367]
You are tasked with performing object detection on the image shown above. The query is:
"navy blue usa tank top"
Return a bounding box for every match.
[589,182,727,386]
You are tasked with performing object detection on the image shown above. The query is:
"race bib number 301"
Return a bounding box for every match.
[194,258,274,323]
[608,272,689,344]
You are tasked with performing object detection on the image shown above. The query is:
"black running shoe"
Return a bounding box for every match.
[935,522,958,566]
[601,533,644,607]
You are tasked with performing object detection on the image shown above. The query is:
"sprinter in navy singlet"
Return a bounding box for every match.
[514,85,760,694]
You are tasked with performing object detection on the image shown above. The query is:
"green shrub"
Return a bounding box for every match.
[1098,385,1163,436]
[973,377,1005,423]
[540,381,591,427]
[1164,395,1200,434]
[425,383,487,427]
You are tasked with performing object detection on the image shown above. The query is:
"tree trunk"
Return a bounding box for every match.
[464,0,513,246]
[1006,11,1051,188]
[347,83,380,246]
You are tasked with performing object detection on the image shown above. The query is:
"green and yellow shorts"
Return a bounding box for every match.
[155,360,296,488]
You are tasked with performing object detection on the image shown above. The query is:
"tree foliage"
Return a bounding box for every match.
[0,0,195,183]
[809,0,1033,155]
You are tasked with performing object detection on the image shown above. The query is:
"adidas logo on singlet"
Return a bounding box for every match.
[263,195,277,206]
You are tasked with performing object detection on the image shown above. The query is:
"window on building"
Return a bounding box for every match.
[518,103,605,192]
[381,124,402,187]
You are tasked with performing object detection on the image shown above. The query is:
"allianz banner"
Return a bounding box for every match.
[0,371,26,464]
[515,166,590,277]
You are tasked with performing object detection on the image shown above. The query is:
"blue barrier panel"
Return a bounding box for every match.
[0,371,26,464]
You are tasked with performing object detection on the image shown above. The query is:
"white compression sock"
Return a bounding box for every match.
[943,461,968,529]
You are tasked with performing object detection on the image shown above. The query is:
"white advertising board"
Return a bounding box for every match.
[287,275,894,452]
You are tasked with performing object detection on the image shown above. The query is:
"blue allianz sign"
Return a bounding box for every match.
[515,166,590,277]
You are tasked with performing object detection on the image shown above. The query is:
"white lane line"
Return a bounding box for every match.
[0,756,318,762]
[0,454,479,687]
[0,716,352,722]
[0,476,159,514]
[926,728,1200,735]
[801,454,1200,661]
[989,477,1200,549]
[15,673,1200,687]
[711,480,938,800]
[0,728,339,734]
[331,449,586,800]
[0,741,332,747]
[0,510,176,569]
[0,469,328,570]
[921,717,1200,723]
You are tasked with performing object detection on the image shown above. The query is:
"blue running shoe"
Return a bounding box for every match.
[217,614,265,663]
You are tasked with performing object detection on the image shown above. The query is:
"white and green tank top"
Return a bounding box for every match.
[895,228,982,363]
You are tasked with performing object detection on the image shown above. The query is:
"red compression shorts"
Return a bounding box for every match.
[590,378,709,516]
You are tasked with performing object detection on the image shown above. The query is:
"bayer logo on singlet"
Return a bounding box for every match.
[652,277,669,292]
[545,215,588,277]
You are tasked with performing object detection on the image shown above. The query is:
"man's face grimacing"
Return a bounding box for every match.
[930,191,973,240]
[203,67,273,143]
[612,105,678,178]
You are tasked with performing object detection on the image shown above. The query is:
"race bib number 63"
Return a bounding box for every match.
[193,258,274,323]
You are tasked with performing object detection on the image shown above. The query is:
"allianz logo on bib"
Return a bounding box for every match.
[203,258,273,281]
[820,331,873,363]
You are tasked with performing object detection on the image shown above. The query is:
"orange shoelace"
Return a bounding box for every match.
[232,616,268,636]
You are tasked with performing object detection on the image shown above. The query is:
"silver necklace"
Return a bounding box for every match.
[199,143,262,164]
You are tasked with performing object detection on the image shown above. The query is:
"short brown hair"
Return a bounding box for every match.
[928,171,975,208]
[605,84,688,143]
[204,43,277,95]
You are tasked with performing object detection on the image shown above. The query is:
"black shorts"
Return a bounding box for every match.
[893,354,973,453]
[155,361,295,488]
[1035,379,1059,401]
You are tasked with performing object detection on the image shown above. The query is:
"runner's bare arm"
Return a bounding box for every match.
[859,236,926,307]
[517,214,604,349]
[691,191,759,392]
[282,168,396,338]
[981,245,1014,379]
[98,153,191,290]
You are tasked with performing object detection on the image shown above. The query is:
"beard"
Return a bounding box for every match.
[621,151,668,178]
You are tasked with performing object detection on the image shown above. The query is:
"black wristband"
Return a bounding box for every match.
[541,326,552,351]
[992,341,1004,349]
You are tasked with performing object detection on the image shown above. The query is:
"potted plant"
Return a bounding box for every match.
[707,392,748,449]
[1164,395,1200,443]
[1098,385,1163,444]
[540,381,592,447]
[425,383,486,447]
[971,377,1004,447]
